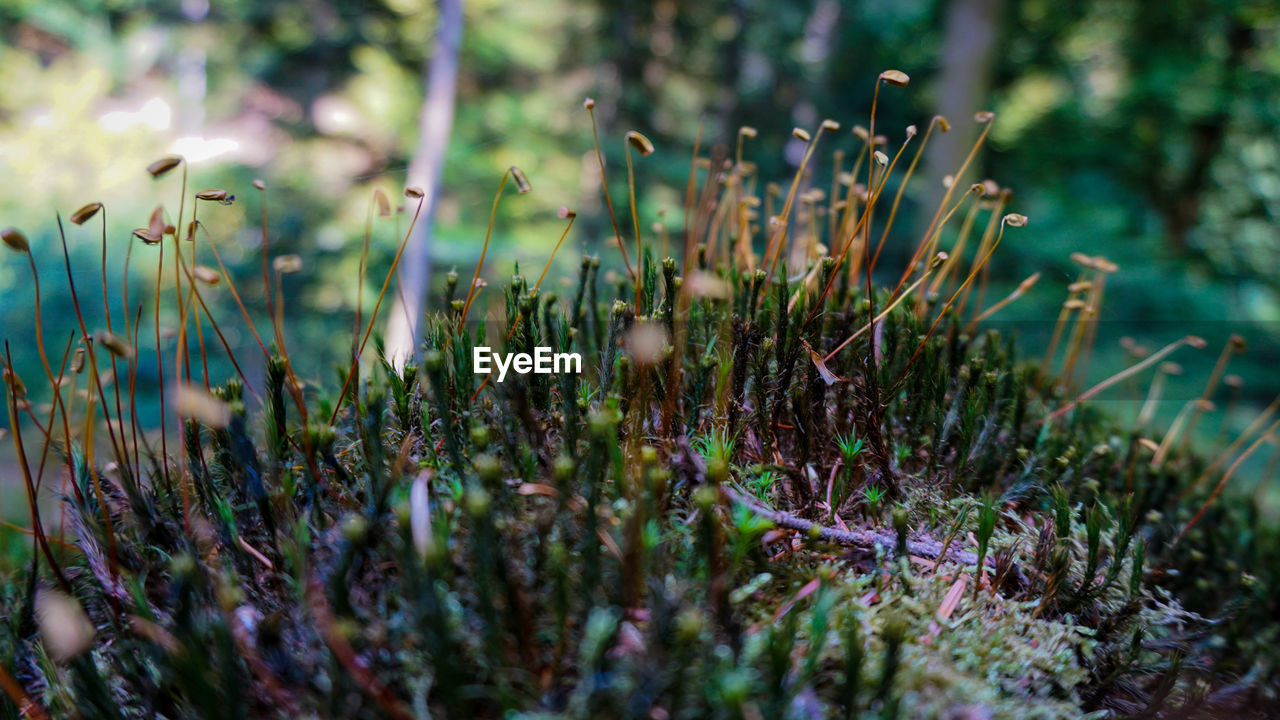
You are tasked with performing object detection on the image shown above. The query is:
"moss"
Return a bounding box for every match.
[0,85,1277,719]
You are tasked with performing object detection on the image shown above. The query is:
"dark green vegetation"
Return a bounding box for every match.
[5,0,1280,427]
[2,84,1279,718]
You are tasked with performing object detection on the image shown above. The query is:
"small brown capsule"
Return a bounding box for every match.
[1,227,29,253]
[510,166,532,194]
[146,156,183,178]
[273,255,303,274]
[148,206,166,244]
[96,330,134,360]
[1093,257,1119,273]
[193,266,220,285]
[70,202,103,225]
[626,131,655,156]
[175,384,231,428]
[880,69,910,87]
[2,368,25,398]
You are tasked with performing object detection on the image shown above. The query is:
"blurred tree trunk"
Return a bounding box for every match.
[921,0,1003,236]
[385,0,463,368]
[1148,21,1253,255]
[713,0,747,143]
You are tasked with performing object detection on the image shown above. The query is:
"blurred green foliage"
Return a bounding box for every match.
[2,0,1280,497]
[1,3,1279,711]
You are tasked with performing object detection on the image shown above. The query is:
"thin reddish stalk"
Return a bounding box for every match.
[3,342,74,595]
[1177,412,1280,544]
[457,172,511,330]
[329,194,426,424]
[586,101,636,279]
[472,211,578,403]
[891,117,994,299]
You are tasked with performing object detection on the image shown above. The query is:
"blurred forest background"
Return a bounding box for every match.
[3,0,1280,557]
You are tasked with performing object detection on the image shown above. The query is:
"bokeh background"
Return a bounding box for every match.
[3,0,1280,561]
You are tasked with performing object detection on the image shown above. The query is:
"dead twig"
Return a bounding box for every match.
[723,486,982,566]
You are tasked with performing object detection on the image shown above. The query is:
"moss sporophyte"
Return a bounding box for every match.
[0,70,1276,719]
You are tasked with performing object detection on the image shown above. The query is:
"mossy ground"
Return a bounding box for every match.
[1,91,1278,719]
